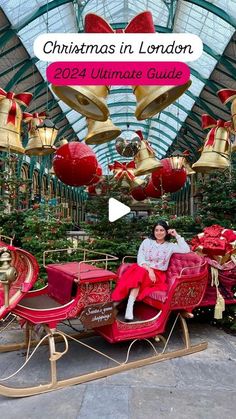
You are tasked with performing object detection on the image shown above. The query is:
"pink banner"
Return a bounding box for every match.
[47,61,190,85]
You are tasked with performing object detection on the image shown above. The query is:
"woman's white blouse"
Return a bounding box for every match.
[137,235,190,271]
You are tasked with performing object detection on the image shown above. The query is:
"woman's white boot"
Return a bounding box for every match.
[125,295,135,320]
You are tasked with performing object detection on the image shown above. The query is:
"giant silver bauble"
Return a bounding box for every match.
[115,130,141,157]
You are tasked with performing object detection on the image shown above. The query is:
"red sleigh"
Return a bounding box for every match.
[0,241,209,397]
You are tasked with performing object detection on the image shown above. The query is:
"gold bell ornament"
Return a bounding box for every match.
[134,130,162,176]
[192,114,231,172]
[176,150,195,175]
[218,89,236,133]
[133,81,191,120]
[52,85,110,121]
[130,176,146,188]
[23,111,56,155]
[0,88,33,154]
[169,149,187,170]
[183,160,195,175]
[84,118,121,145]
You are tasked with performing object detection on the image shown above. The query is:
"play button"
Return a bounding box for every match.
[108,198,131,222]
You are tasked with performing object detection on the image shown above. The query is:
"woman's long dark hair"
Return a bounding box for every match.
[149,220,171,241]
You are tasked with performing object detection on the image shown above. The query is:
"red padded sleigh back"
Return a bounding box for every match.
[0,243,39,319]
[166,252,206,288]
[117,252,205,286]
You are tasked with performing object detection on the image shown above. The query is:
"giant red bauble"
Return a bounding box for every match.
[151,158,187,193]
[144,176,161,198]
[88,164,102,185]
[53,142,98,186]
[131,185,147,201]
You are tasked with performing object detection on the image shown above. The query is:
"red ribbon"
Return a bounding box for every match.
[136,130,144,140]
[144,140,155,155]
[136,130,156,155]
[23,111,47,131]
[0,88,33,126]
[85,11,155,33]
[218,89,236,105]
[201,114,231,147]
[111,161,136,181]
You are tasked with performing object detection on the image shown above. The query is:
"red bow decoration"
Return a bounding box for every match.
[110,161,136,181]
[218,89,236,133]
[85,11,155,34]
[218,89,236,106]
[201,114,231,147]
[0,88,33,126]
[23,111,47,131]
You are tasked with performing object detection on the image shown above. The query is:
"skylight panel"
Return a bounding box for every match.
[178,94,195,110]
[189,51,217,79]
[212,0,236,18]
[66,110,83,124]
[151,124,175,138]
[77,128,87,140]
[174,0,235,54]
[188,75,205,96]
[57,100,72,113]
[72,119,87,132]
[110,106,134,115]
[15,4,76,56]
[1,0,47,24]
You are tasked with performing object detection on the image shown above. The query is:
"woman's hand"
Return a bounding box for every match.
[142,264,156,283]
[168,228,178,238]
[148,268,156,284]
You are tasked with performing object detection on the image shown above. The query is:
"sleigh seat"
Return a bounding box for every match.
[117,252,208,313]
[13,261,117,327]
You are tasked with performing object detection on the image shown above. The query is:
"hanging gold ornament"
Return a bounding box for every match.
[133,81,191,120]
[84,118,121,144]
[183,161,195,175]
[0,88,32,154]
[192,115,231,172]
[134,131,162,176]
[23,111,57,156]
[52,85,110,121]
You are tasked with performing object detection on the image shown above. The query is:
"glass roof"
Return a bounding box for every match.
[0,0,235,171]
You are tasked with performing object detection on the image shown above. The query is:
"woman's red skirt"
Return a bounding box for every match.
[112,263,167,301]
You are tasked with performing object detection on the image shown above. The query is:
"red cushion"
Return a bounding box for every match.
[47,262,117,282]
[167,252,205,285]
[148,253,205,302]
[46,262,117,304]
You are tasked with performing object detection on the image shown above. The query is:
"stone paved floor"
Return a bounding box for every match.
[0,321,235,419]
